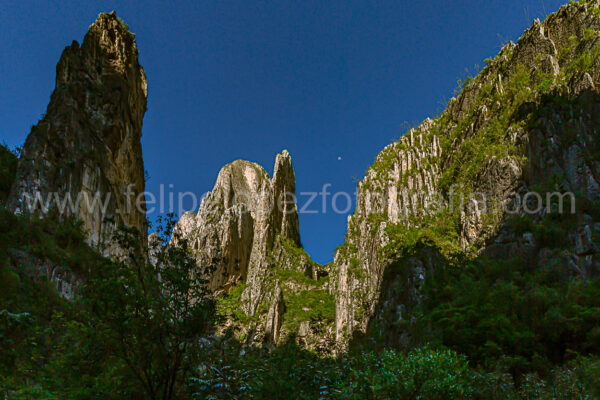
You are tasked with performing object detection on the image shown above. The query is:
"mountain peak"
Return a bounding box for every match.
[9,13,147,253]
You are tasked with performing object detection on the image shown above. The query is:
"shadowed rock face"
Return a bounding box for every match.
[9,11,148,252]
[331,1,600,349]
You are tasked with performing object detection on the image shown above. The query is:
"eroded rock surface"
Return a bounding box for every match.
[9,11,148,253]
[172,151,298,295]
[172,151,334,349]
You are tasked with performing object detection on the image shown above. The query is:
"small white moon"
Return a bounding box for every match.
[337,156,342,160]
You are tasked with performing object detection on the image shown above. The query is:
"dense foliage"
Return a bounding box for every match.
[3,209,598,399]
[424,256,600,378]
[188,340,600,399]
[0,212,216,399]
[189,344,474,399]
[0,143,18,204]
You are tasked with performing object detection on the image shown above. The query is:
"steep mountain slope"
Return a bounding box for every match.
[332,0,600,348]
[8,12,148,253]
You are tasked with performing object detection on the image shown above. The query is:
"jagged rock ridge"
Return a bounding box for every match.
[9,11,148,252]
[332,0,600,348]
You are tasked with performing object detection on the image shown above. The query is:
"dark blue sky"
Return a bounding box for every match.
[1,0,565,263]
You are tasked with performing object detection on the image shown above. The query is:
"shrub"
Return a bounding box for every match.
[189,345,475,400]
[333,347,474,399]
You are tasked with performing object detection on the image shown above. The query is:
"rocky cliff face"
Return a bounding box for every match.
[331,123,443,346]
[16,3,597,357]
[172,151,334,348]
[332,1,600,349]
[9,12,148,252]
[172,151,301,295]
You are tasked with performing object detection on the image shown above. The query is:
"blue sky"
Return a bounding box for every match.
[1,0,566,263]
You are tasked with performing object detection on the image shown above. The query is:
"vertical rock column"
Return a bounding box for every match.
[9,12,148,253]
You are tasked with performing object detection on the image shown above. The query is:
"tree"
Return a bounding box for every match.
[83,214,215,400]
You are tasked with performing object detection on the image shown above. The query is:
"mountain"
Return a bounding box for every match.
[8,11,148,253]
[3,2,600,398]
[331,0,600,349]
[171,150,333,349]
[170,0,600,354]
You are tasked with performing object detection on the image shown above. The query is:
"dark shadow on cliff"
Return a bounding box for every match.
[348,243,451,353]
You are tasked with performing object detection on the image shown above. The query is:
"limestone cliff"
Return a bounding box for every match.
[9,11,148,252]
[172,151,334,349]
[332,0,600,348]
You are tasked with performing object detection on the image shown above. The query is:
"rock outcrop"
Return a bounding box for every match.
[9,11,148,253]
[331,123,443,345]
[172,151,300,295]
[7,249,82,301]
[172,151,334,348]
[331,0,600,349]
[264,282,285,347]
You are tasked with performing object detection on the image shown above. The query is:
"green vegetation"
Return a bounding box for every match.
[274,267,314,285]
[216,282,249,322]
[189,344,475,399]
[0,143,18,204]
[3,213,599,400]
[0,212,216,399]
[330,7,600,398]
[438,63,534,194]
[214,235,335,343]
[384,211,461,261]
[422,255,600,381]
[275,237,335,334]
[355,57,547,265]
[277,236,321,280]
[0,210,103,397]
[283,288,335,332]
[117,16,130,31]
[85,217,216,399]
[353,5,600,266]
[189,341,600,399]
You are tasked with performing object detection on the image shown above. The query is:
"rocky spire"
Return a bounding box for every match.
[9,12,148,252]
[171,150,303,295]
[272,150,301,247]
[172,150,331,347]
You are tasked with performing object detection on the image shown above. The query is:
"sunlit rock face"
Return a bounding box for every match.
[172,151,303,296]
[171,151,333,348]
[9,11,148,253]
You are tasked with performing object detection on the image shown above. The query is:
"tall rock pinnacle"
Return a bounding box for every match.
[272,150,301,247]
[9,12,148,252]
[171,150,331,347]
[172,150,304,295]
